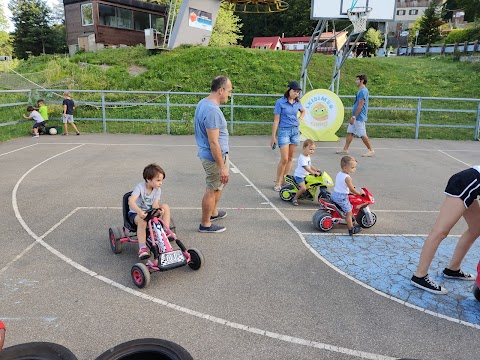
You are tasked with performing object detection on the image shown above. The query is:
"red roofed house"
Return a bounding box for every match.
[251,32,348,55]
[251,36,283,50]
[281,32,348,54]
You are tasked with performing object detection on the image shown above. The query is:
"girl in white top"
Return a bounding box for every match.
[330,155,364,235]
[292,139,321,206]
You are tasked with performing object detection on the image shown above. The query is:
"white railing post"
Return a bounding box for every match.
[415,97,422,139]
[101,91,106,133]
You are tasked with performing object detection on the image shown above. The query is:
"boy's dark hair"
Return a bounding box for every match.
[357,74,367,85]
[211,75,229,92]
[341,155,355,169]
[303,139,315,148]
[143,163,165,181]
[27,106,35,112]
[37,99,44,105]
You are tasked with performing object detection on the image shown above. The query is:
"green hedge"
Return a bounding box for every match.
[445,27,480,43]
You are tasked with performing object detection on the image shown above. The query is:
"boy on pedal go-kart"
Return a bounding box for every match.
[128,164,171,260]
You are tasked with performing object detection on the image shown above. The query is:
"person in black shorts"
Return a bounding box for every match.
[411,166,480,294]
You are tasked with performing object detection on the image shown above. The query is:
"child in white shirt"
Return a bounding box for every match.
[330,155,364,235]
[292,139,321,206]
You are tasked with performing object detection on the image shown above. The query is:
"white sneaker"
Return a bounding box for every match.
[335,149,349,155]
[362,150,375,157]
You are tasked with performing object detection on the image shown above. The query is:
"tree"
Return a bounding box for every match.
[0,5,9,31]
[417,0,442,45]
[409,17,422,45]
[456,0,480,23]
[9,0,55,58]
[238,0,317,47]
[209,2,243,46]
[49,0,65,25]
[363,28,382,55]
[0,31,13,56]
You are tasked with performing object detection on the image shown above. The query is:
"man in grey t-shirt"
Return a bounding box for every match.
[194,75,232,233]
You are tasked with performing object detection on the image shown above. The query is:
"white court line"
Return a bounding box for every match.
[19,142,480,153]
[0,144,38,157]
[229,163,480,331]
[438,150,471,167]
[8,151,396,360]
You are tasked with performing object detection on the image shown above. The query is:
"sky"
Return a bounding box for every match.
[2,0,57,32]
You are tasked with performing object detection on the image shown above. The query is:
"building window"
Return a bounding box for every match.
[81,3,93,26]
[98,4,133,29]
[152,15,165,33]
[134,11,150,30]
[396,10,406,16]
[409,9,418,15]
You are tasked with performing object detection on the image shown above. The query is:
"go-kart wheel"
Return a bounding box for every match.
[312,210,334,232]
[95,338,193,360]
[131,263,151,288]
[356,209,377,228]
[187,248,204,270]
[473,284,480,301]
[279,185,295,201]
[109,226,124,254]
[0,342,78,360]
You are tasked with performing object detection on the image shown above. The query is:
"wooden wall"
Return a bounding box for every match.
[64,0,166,49]
[65,1,95,46]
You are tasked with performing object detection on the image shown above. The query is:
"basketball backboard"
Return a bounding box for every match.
[311,0,396,21]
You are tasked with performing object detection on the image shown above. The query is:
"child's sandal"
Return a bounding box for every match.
[292,199,299,206]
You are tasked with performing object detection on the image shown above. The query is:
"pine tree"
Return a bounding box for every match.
[417,0,442,45]
[8,0,54,58]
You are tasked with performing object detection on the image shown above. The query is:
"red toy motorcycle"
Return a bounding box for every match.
[312,187,376,232]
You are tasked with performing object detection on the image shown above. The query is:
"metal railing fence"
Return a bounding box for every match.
[1,89,479,140]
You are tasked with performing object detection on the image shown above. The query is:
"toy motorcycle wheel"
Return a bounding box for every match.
[131,263,151,288]
[109,226,124,254]
[187,248,204,270]
[312,210,334,232]
[473,284,480,301]
[279,185,295,201]
[356,209,377,228]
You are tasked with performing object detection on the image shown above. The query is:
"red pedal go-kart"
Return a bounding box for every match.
[312,187,376,232]
[109,192,204,288]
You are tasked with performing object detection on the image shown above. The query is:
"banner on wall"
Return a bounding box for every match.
[188,8,213,31]
[299,89,344,141]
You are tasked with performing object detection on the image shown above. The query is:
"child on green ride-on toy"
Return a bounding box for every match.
[291,139,322,206]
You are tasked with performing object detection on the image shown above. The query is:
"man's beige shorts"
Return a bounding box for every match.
[201,154,229,191]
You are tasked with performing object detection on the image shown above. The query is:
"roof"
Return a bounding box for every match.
[63,0,166,12]
[251,36,282,49]
[281,32,347,44]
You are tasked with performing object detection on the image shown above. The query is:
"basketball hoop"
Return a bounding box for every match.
[347,7,372,33]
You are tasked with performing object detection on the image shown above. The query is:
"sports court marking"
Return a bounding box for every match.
[5,143,399,360]
[4,141,480,357]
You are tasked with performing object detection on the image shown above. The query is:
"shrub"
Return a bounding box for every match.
[445,27,480,44]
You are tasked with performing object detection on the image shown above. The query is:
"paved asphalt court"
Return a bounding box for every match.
[1,134,480,360]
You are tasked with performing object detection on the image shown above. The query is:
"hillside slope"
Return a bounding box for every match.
[5,45,480,98]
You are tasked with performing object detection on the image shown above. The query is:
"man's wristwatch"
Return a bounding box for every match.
[351,115,356,118]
